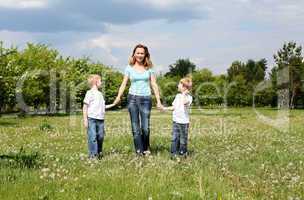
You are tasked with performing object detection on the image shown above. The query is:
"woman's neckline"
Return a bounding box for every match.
[130,65,148,74]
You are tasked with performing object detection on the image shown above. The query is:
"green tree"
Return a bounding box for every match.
[273,41,304,108]
[0,42,18,112]
[165,58,196,78]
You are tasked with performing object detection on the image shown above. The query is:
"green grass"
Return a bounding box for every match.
[0,108,303,200]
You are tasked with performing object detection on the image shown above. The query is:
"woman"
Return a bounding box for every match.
[112,44,163,155]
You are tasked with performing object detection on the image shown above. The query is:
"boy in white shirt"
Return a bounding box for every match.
[83,74,112,159]
[163,77,193,158]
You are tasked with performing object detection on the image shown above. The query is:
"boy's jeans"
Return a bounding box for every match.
[87,117,105,158]
[171,122,189,156]
[127,94,152,154]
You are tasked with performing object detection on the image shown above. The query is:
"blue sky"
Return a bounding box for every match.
[1,0,304,74]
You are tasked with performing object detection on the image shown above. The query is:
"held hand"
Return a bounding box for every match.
[157,102,164,111]
[105,104,115,109]
[113,97,121,105]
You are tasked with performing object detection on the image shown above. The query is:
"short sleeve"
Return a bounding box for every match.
[187,95,193,106]
[172,94,179,107]
[83,91,91,105]
[124,66,131,77]
[149,68,155,76]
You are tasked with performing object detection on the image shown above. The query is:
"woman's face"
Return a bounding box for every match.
[134,47,145,64]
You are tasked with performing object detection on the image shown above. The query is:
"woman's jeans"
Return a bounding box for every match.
[171,122,189,156]
[87,118,105,158]
[127,94,152,154]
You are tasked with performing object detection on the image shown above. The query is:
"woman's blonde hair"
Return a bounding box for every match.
[180,77,192,90]
[87,74,101,87]
[128,44,153,69]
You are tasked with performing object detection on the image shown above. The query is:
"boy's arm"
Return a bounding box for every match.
[83,104,88,128]
[163,94,178,111]
[105,104,115,109]
[163,106,174,111]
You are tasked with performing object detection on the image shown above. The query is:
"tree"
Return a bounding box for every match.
[165,58,196,77]
[228,59,267,84]
[226,59,268,106]
[244,59,267,83]
[0,42,18,113]
[273,41,304,108]
[227,61,244,82]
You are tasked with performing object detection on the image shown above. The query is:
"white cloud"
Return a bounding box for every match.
[77,20,177,71]
[0,0,48,9]
[115,0,205,10]
[140,0,202,9]
[1,1,304,75]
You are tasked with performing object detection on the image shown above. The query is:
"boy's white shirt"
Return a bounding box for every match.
[83,88,105,120]
[172,93,192,124]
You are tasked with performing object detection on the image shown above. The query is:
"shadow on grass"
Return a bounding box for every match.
[0,121,17,127]
[191,112,243,117]
[0,148,41,169]
[150,144,195,157]
[150,143,170,154]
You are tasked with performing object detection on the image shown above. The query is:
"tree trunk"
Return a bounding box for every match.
[290,87,296,109]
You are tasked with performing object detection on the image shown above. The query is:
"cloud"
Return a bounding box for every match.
[1,0,304,75]
[0,0,207,33]
[115,0,204,9]
[0,0,48,9]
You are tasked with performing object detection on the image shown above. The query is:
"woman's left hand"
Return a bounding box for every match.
[157,102,164,111]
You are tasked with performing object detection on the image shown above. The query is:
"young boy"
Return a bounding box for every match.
[163,77,193,158]
[83,74,112,159]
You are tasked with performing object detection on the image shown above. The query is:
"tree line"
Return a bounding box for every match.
[0,41,303,114]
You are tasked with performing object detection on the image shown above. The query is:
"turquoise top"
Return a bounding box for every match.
[124,65,155,96]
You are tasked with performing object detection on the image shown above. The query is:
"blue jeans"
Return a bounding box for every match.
[171,122,189,156]
[127,94,152,154]
[87,118,105,158]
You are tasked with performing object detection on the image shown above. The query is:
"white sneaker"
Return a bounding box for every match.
[143,150,151,156]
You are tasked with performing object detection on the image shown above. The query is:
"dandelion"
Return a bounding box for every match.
[41,168,50,173]
[49,173,55,179]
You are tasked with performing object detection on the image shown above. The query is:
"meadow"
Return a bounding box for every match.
[0,108,303,200]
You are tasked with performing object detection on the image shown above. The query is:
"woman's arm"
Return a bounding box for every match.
[82,104,88,128]
[113,75,129,105]
[150,74,163,109]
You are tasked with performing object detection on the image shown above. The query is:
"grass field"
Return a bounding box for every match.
[0,108,303,200]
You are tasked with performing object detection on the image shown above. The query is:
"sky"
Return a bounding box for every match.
[0,0,304,74]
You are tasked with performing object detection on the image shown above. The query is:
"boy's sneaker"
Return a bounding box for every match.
[179,151,188,158]
[136,150,144,156]
[143,150,151,156]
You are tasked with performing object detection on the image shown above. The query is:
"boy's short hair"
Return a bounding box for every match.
[180,77,192,90]
[88,74,101,87]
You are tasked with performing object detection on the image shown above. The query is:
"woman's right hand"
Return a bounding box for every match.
[113,96,121,105]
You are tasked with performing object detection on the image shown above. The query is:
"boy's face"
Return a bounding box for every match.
[178,82,185,92]
[96,78,102,88]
